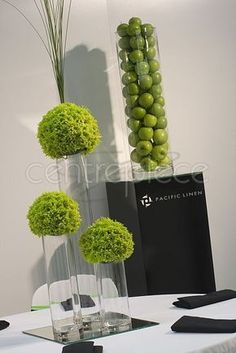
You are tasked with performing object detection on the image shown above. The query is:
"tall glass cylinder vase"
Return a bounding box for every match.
[42,234,83,343]
[95,261,132,333]
[56,153,102,333]
[116,19,174,180]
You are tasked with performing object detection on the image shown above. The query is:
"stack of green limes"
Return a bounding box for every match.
[117,17,171,172]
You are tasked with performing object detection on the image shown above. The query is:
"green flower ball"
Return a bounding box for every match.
[79,217,134,263]
[27,191,81,237]
[37,102,101,159]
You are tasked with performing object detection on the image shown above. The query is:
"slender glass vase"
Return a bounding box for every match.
[116,23,174,180]
[96,261,132,333]
[56,153,102,333]
[42,234,83,343]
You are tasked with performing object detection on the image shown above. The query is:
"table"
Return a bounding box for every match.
[1,294,236,353]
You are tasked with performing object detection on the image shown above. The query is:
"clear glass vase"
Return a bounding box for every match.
[95,261,132,333]
[116,21,174,180]
[42,234,83,343]
[56,153,102,334]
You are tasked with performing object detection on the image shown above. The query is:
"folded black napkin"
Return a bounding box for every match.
[171,315,236,333]
[61,295,95,311]
[0,320,10,331]
[173,289,236,309]
[62,341,103,353]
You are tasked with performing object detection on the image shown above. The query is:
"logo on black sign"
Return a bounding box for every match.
[140,195,153,208]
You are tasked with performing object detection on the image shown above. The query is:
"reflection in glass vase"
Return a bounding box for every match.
[96,261,132,334]
[42,234,83,343]
[56,153,103,334]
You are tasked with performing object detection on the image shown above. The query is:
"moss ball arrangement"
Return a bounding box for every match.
[37,102,101,159]
[27,191,81,237]
[117,17,171,172]
[79,217,134,263]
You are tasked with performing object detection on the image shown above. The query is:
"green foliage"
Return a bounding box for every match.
[37,102,101,159]
[27,191,81,237]
[79,217,134,263]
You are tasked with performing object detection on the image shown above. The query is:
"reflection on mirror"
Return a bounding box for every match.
[23,317,159,344]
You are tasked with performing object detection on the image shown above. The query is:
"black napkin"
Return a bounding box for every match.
[62,341,94,353]
[171,315,236,333]
[62,341,103,353]
[0,320,10,331]
[173,289,236,309]
[61,295,95,311]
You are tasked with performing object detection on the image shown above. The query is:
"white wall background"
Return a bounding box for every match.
[0,0,235,316]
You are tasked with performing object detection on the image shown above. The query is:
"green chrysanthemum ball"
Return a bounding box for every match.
[79,217,134,263]
[27,191,81,237]
[37,102,101,159]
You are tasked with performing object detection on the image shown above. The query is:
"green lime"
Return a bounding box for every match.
[151,72,162,84]
[147,36,155,47]
[155,96,165,106]
[127,23,141,36]
[118,36,131,49]
[144,47,156,60]
[155,116,167,129]
[125,105,132,117]
[131,106,146,120]
[127,118,141,132]
[122,71,137,85]
[129,50,144,63]
[149,84,162,99]
[126,95,139,107]
[130,36,145,49]
[159,156,171,166]
[122,86,129,98]
[127,82,139,95]
[149,60,160,72]
[139,93,154,109]
[138,127,154,140]
[129,17,142,26]
[136,140,153,156]
[130,149,142,163]
[141,23,154,36]
[162,142,169,152]
[135,61,150,75]
[119,50,129,61]
[128,132,140,147]
[117,23,129,37]
[121,62,134,72]
[140,157,157,171]
[151,145,167,161]
[153,129,168,145]
[150,102,165,117]
[139,75,153,90]
[143,114,157,127]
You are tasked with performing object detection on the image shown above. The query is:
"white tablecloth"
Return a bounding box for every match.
[1,294,236,353]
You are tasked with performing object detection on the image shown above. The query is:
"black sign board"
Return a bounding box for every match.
[106,173,215,296]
